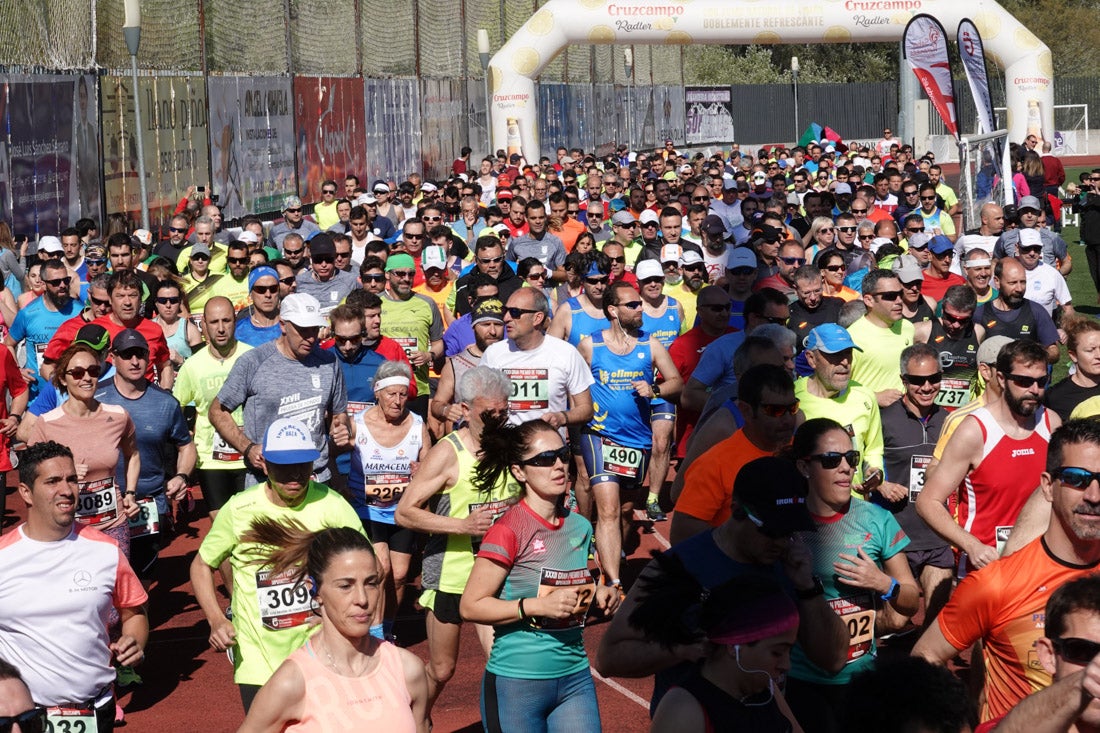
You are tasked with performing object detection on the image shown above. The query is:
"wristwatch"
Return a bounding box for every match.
[651,383,661,399]
[881,577,901,602]
[796,575,825,600]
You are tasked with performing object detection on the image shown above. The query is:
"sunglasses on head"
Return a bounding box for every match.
[809,450,860,469]
[66,364,103,380]
[0,707,47,733]
[1052,636,1100,666]
[520,446,570,467]
[903,372,942,386]
[758,400,800,417]
[1004,373,1049,389]
[1052,467,1100,490]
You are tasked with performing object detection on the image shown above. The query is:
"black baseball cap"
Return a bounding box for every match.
[734,457,815,534]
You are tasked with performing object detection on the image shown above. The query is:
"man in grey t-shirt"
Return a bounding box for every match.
[209,293,350,484]
[506,198,567,281]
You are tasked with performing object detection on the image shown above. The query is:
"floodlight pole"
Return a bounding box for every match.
[478,29,491,152]
[791,56,800,145]
[123,0,149,230]
[624,47,634,152]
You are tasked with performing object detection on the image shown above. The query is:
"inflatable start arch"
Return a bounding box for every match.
[488,0,1053,157]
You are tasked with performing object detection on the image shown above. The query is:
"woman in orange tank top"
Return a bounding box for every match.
[237,520,429,733]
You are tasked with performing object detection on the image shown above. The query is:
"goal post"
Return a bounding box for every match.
[957,129,1010,232]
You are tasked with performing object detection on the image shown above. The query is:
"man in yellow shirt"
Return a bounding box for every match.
[847,269,914,407]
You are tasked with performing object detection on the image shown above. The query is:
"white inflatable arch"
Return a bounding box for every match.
[488,0,1053,157]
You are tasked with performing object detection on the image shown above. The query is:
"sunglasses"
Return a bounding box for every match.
[279,276,296,286]
[252,284,279,295]
[904,190,920,197]
[527,272,547,280]
[905,227,925,234]
[505,306,541,319]
[808,450,860,469]
[1051,636,1100,666]
[1052,467,1100,490]
[168,226,188,233]
[390,270,415,279]
[823,264,845,272]
[45,276,72,287]
[851,208,869,215]
[0,707,47,733]
[639,276,664,285]
[115,347,148,360]
[190,253,210,261]
[285,207,302,213]
[227,256,250,265]
[618,300,643,309]
[1004,373,1049,389]
[873,290,903,301]
[333,332,366,345]
[729,267,756,277]
[692,196,709,202]
[335,251,352,259]
[585,277,609,285]
[404,233,425,240]
[642,222,659,228]
[86,258,107,266]
[89,295,110,307]
[322,188,337,194]
[478,255,505,264]
[284,247,305,257]
[700,303,732,312]
[1020,245,1043,254]
[903,372,942,386]
[423,215,442,221]
[758,400,800,417]
[933,250,954,259]
[156,296,181,305]
[779,256,806,266]
[858,234,876,241]
[362,273,386,283]
[65,364,103,380]
[520,447,570,467]
[312,255,335,264]
[743,507,795,539]
[607,256,626,264]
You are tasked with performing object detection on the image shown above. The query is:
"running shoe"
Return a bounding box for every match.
[646,502,667,522]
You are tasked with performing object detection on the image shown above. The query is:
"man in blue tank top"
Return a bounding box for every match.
[547,253,611,346]
[576,281,684,594]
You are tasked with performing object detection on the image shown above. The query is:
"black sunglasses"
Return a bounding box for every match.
[312,255,335,264]
[808,450,860,469]
[280,276,296,286]
[252,284,279,295]
[227,256,250,265]
[333,331,367,345]
[1004,373,1049,389]
[45,276,71,287]
[0,707,47,733]
[505,306,541,319]
[520,447,569,467]
[1052,636,1100,666]
[284,247,305,256]
[362,274,386,282]
[903,372,942,387]
[156,296,181,305]
[1053,467,1100,490]
[873,290,903,301]
[585,277,609,285]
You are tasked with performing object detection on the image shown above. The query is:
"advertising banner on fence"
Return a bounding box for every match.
[207,76,296,219]
[364,78,421,184]
[685,87,734,145]
[957,19,996,135]
[293,77,366,204]
[903,14,959,139]
[2,74,100,235]
[420,78,466,180]
[101,75,209,224]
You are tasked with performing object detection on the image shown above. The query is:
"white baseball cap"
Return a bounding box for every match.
[635,260,664,280]
[639,209,660,226]
[660,244,683,264]
[38,236,63,255]
[262,418,320,465]
[280,293,326,328]
[421,245,447,271]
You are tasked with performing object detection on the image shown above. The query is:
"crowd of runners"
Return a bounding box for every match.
[3,129,1100,732]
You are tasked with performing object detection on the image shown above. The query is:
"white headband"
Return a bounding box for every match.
[374,376,408,392]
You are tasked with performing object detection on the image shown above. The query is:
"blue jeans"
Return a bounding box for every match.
[481,668,601,733]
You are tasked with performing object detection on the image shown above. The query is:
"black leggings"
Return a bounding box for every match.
[1085,244,1100,293]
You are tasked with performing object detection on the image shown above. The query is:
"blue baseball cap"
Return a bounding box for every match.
[804,323,862,354]
[928,234,954,255]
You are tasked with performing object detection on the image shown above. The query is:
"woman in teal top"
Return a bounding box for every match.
[784,418,920,733]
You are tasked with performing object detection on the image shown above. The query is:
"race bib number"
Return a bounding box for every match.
[363,473,409,507]
[996,525,1013,555]
[33,340,48,367]
[909,455,931,503]
[829,593,876,664]
[76,477,117,526]
[256,567,312,630]
[934,378,971,408]
[504,368,549,411]
[128,497,160,538]
[211,424,242,462]
[346,401,374,417]
[468,498,511,523]
[395,337,418,359]
[601,438,643,479]
[46,707,98,733]
[533,567,598,630]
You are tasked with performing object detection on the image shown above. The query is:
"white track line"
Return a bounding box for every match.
[632,509,671,550]
[590,667,650,709]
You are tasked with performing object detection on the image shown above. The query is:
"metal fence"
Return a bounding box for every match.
[728,82,899,146]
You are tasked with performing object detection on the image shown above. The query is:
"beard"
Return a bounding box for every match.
[1005,387,1040,417]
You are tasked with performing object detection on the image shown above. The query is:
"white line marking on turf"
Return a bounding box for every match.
[591,667,649,709]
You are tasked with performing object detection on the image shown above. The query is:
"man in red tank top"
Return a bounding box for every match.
[917,339,1062,571]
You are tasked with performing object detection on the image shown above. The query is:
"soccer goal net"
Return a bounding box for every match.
[957,130,1010,232]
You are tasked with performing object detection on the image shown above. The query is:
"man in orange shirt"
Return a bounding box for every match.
[670,363,799,544]
[913,419,1100,722]
[549,192,585,252]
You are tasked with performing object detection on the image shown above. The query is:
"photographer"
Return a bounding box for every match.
[1074,169,1100,298]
